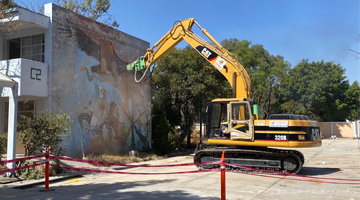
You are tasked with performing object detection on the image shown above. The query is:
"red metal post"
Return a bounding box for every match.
[221,151,226,200]
[45,146,49,190]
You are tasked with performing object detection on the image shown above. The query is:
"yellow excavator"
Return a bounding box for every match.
[126,18,322,173]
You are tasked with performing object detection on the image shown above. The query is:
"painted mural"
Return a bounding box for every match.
[50,5,151,157]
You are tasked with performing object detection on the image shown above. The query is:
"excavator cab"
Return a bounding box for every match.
[206,99,254,141]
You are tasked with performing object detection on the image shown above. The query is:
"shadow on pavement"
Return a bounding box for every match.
[3,179,218,200]
[298,166,341,176]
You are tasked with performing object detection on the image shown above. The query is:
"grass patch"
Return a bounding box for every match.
[85,154,142,164]
[85,152,164,166]
[85,148,197,167]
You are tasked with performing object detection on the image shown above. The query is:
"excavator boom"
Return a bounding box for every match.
[127,18,252,99]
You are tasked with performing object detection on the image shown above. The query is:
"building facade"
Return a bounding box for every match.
[0,4,151,157]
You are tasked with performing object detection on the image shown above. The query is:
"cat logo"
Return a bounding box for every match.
[201,48,212,58]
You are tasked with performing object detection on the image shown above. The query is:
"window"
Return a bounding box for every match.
[8,38,20,59]
[4,100,35,132]
[8,34,45,63]
[231,103,250,120]
[211,103,222,127]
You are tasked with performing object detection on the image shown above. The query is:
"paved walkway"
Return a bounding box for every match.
[0,139,359,200]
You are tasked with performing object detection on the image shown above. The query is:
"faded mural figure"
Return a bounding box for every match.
[52,7,151,156]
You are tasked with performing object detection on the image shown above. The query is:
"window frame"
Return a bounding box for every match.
[7,34,45,63]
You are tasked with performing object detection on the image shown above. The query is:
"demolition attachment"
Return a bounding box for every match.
[126,57,146,71]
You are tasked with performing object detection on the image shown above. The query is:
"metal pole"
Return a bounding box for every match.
[39,146,54,192]
[45,146,49,190]
[221,151,226,200]
[199,99,202,149]
[357,101,359,138]
[330,122,333,138]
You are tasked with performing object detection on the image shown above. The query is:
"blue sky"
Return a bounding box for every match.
[18,0,360,84]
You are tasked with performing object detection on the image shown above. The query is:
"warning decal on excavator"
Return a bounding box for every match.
[195,46,218,61]
[269,121,288,128]
[214,57,226,70]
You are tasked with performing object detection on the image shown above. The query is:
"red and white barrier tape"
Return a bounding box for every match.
[50,163,360,184]
[48,155,220,167]
[0,162,46,174]
[50,164,220,175]
[228,170,360,185]
[225,163,360,182]
[0,155,45,165]
[1,154,357,185]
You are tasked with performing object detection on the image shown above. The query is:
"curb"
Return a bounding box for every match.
[1,172,85,189]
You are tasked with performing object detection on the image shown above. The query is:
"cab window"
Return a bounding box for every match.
[231,103,250,120]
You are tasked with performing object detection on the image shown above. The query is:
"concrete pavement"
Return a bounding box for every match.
[0,139,359,200]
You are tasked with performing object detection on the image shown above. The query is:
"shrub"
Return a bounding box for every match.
[0,135,6,161]
[152,109,179,155]
[16,111,72,178]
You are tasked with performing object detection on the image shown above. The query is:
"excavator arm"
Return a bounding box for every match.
[126,18,252,99]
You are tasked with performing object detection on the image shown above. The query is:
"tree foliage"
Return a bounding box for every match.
[17,111,72,157]
[221,38,290,117]
[281,60,360,121]
[152,46,231,147]
[220,38,359,121]
[54,0,119,27]
[0,0,16,7]
[0,0,21,35]
[15,111,72,178]
[151,106,179,155]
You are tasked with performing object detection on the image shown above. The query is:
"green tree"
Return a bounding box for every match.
[281,59,359,121]
[16,111,72,178]
[221,38,290,117]
[53,0,119,27]
[151,104,179,155]
[0,0,21,35]
[152,46,231,147]
[343,81,360,120]
[0,0,16,7]
[17,111,72,158]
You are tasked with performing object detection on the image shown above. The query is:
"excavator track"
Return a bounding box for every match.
[194,147,304,174]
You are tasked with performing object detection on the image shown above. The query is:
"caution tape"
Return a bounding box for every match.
[49,155,221,167]
[0,162,46,174]
[50,164,220,175]
[228,169,360,185]
[0,155,45,165]
[225,163,360,182]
